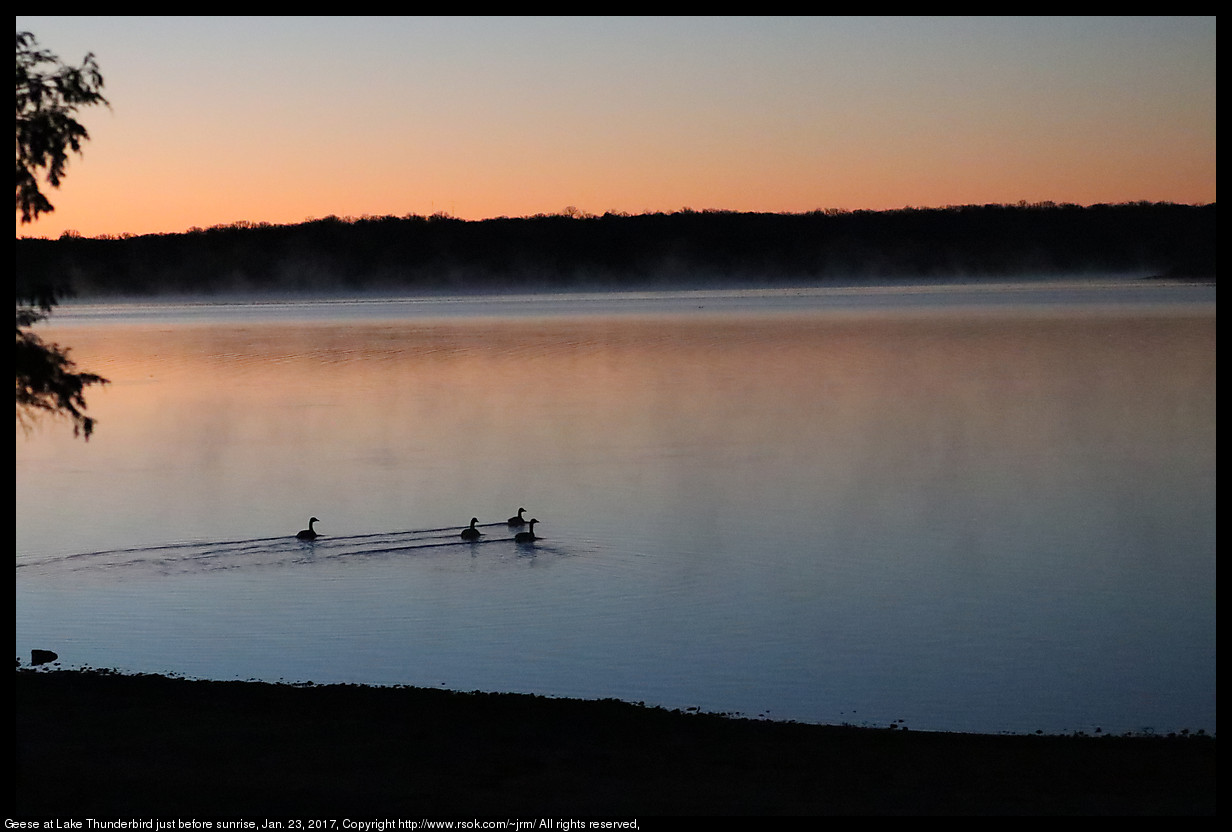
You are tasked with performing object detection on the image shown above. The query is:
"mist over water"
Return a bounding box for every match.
[15,281,1215,736]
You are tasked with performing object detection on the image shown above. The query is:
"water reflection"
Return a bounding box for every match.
[15,288,1216,736]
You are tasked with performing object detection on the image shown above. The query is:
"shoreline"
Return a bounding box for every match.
[15,669,1216,816]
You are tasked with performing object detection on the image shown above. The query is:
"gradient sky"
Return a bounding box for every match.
[15,16,1216,239]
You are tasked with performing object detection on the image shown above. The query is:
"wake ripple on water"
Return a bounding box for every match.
[15,521,557,578]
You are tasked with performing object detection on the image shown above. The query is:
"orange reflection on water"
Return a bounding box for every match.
[22,311,1214,546]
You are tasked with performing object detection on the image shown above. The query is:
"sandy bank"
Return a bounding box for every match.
[15,669,1215,817]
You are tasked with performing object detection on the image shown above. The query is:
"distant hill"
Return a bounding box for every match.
[15,201,1215,298]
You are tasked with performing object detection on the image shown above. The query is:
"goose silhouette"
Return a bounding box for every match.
[507,507,527,527]
[514,519,540,544]
[460,517,483,541]
[296,517,320,541]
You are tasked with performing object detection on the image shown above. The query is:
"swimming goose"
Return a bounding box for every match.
[514,519,540,543]
[507,507,527,527]
[296,517,320,541]
[460,517,483,541]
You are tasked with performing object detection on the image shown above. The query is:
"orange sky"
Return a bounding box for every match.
[16,16,1216,240]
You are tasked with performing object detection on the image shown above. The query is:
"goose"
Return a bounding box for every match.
[507,507,527,527]
[296,517,320,541]
[514,519,540,544]
[460,517,483,541]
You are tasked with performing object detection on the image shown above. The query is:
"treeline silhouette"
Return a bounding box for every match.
[15,201,1215,298]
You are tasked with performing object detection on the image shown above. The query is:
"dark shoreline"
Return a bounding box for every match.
[15,669,1215,817]
[17,202,1215,299]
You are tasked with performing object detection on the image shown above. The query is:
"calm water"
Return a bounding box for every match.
[15,281,1216,736]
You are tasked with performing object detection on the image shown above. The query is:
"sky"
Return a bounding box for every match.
[15,16,1216,239]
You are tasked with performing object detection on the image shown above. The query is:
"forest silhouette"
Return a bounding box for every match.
[16,201,1214,299]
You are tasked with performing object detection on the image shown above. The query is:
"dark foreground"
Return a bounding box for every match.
[15,670,1215,817]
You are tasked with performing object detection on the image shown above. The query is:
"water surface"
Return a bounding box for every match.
[15,281,1216,735]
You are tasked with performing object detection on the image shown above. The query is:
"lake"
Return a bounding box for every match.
[14,279,1216,736]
